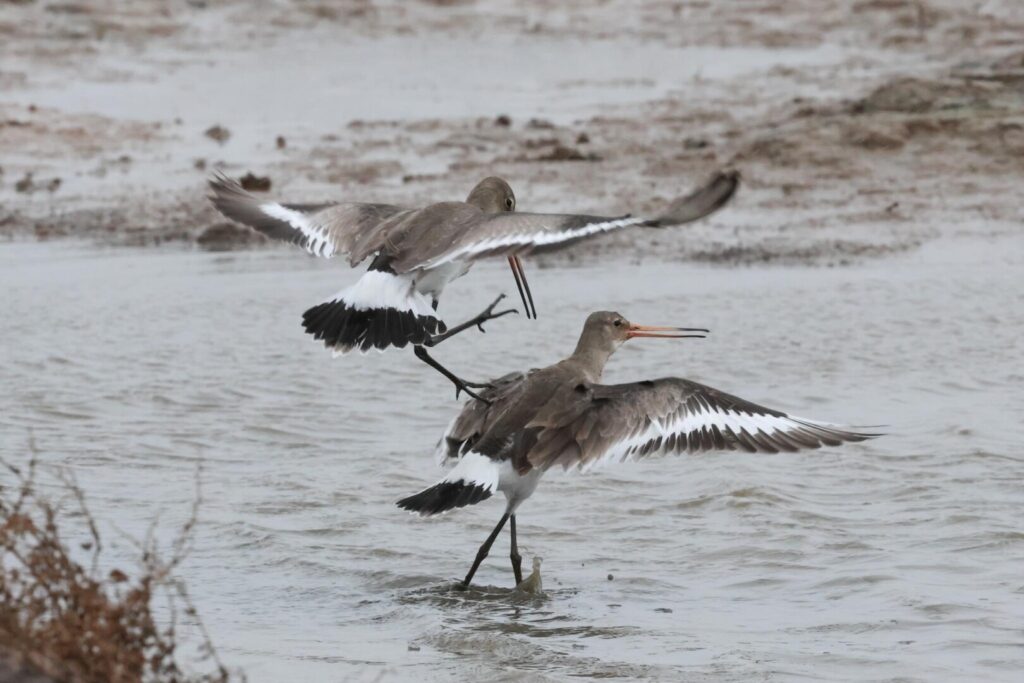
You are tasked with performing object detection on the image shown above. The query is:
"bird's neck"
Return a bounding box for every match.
[567,343,613,383]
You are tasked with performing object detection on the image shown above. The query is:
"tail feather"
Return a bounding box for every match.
[397,453,500,517]
[304,270,440,353]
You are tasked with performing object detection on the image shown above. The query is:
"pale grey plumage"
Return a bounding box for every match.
[389,170,740,272]
[208,171,738,274]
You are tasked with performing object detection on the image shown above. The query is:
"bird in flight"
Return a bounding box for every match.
[208,172,739,398]
[397,311,880,588]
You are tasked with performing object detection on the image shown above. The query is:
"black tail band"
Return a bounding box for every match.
[302,301,440,353]
[396,481,493,516]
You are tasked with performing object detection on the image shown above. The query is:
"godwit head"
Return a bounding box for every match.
[465,177,516,213]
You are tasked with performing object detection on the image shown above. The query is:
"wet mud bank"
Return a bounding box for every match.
[1,1,1022,264]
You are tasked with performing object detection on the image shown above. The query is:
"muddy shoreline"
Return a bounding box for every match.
[2,0,1022,265]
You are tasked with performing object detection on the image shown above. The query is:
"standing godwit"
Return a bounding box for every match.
[397,311,879,588]
[208,173,739,398]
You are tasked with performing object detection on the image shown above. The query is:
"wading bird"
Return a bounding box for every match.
[397,311,880,588]
[208,173,739,398]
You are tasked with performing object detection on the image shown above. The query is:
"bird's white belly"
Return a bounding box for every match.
[413,261,472,300]
[497,461,543,512]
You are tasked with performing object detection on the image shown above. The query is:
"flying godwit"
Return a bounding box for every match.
[208,172,739,398]
[397,311,880,588]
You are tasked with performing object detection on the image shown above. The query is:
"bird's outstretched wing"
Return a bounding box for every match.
[527,377,880,472]
[208,173,411,263]
[399,170,739,271]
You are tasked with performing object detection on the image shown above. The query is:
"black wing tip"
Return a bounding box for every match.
[698,167,741,206]
[650,167,741,227]
[206,171,252,210]
[207,169,236,191]
[716,168,742,184]
[396,481,493,516]
[789,418,887,444]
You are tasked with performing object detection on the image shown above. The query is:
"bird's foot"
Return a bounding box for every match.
[424,294,517,347]
[452,377,494,404]
[471,293,518,333]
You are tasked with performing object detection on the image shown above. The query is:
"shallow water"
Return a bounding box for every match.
[1,235,1022,682]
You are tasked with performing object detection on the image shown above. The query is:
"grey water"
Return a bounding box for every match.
[1,234,1022,682]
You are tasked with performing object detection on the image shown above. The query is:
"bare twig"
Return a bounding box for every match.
[0,439,239,683]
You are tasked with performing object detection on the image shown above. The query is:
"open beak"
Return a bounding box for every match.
[507,255,538,319]
[626,323,708,340]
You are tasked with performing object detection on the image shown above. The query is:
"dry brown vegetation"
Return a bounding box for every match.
[0,448,236,683]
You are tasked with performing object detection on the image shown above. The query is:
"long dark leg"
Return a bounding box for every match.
[510,514,523,584]
[413,346,489,402]
[424,294,517,347]
[462,511,511,588]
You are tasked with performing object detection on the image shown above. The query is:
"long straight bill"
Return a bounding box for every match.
[507,256,537,319]
[626,324,708,339]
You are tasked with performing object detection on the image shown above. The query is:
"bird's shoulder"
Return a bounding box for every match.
[384,202,489,270]
[396,201,483,229]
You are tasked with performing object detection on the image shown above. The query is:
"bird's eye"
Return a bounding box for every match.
[613,319,622,327]
[505,198,514,209]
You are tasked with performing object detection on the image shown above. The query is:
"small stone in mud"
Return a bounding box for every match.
[654,607,673,613]
[407,644,420,652]
[850,77,984,115]
[536,144,601,162]
[276,135,286,149]
[196,222,266,251]
[14,173,34,193]
[46,178,61,193]
[523,137,558,149]
[239,172,271,191]
[527,117,554,129]
[684,137,709,150]
[576,132,590,144]
[846,126,904,151]
[494,114,511,127]
[607,573,614,581]
[193,158,207,170]
[204,124,231,144]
